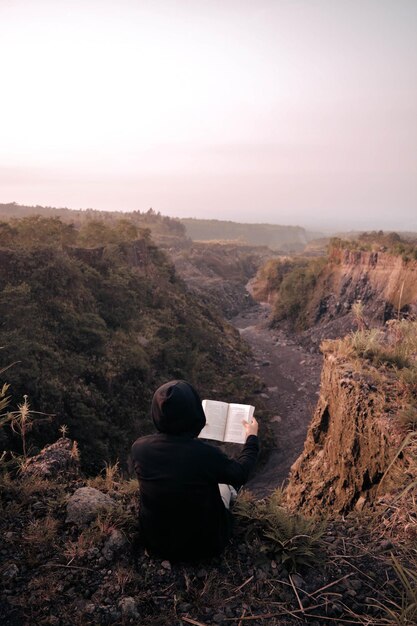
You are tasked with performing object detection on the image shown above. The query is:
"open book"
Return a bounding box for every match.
[199,400,255,444]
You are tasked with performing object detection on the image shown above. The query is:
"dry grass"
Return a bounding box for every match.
[87,460,120,492]
[23,515,59,548]
[63,526,102,562]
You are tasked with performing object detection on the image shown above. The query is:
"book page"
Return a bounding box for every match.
[224,403,255,444]
[199,400,229,441]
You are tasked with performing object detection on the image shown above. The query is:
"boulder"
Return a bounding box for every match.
[22,438,79,478]
[66,487,116,527]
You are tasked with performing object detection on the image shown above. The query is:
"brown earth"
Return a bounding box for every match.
[231,303,322,497]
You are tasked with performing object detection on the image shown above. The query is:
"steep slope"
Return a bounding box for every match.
[313,248,417,325]
[0,220,255,471]
[170,241,273,318]
[286,325,417,515]
[251,246,417,345]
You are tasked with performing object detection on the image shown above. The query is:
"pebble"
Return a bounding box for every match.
[2,564,19,579]
[119,596,139,618]
[161,560,171,570]
[349,579,363,591]
[291,573,305,588]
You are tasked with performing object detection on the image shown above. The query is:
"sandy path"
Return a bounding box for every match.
[232,303,322,497]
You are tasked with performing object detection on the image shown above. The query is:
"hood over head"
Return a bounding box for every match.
[151,380,206,437]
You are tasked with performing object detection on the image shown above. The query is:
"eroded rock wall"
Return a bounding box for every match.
[286,351,403,515]
[312,250,417,325]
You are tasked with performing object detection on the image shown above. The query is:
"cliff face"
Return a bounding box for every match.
[312,250,417,326]
[286,350,405,515]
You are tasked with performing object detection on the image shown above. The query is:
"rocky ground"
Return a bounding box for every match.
[0,441,407,626]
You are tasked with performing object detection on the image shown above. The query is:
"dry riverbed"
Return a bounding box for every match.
[232,303,322,496]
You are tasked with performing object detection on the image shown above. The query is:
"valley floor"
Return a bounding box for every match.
[231,303,322,495]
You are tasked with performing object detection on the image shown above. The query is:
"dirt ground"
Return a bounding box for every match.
[232,303,323,497]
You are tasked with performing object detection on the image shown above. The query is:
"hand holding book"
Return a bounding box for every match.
[199,400,256,444]
[243,416,258,438]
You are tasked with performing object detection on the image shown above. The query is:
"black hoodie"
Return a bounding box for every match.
[131,380,259,562]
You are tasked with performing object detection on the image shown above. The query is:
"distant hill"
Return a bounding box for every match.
[0,202,187,245]
[180,218,315,252]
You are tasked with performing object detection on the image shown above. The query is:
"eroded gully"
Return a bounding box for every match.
[231,303,323,497]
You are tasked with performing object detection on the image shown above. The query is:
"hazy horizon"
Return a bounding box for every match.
[1,0,416,232]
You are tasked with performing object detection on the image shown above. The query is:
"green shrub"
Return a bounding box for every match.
[234,489,324,572]
[272,257,327,329]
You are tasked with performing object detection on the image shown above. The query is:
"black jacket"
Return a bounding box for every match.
[131,380,259,561]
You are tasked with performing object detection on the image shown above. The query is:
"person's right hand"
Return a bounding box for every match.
[243,417,258,438]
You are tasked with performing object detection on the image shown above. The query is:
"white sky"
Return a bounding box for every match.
[0,0,416,230]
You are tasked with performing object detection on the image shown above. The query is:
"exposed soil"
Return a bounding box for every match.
[231,303,323,497]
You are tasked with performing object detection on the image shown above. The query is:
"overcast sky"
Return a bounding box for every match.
[1,0,416,230]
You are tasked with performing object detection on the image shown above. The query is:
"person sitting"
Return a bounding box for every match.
[131,380,259,562]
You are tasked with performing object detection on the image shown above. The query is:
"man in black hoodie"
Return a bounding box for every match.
[131,380,259,562]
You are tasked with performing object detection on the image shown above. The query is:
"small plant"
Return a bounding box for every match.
[118,478,139,497]
[380,553,417,625]
[87,460,120,492]
[22,515,59,564]
[0,382,11,417]
[3,395,53,458]
[70,440,80,461]
[352,300,368,331]
[94,505,136,536]
[234,489,324,572]
[113,565,135,593]
[350,328,383,358]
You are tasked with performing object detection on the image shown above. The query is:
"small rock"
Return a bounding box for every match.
[161,560,171,570]
[119,596,138,618]
[108,609,121,620]
[350,579,363,591]
[270,415,282,423]
[84,603,95,615]
[291,573,305,588]
[66,487,116,527]
[2,564,19,580]
[102,529,127,560]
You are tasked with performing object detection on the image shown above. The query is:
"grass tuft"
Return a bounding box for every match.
[234,489,325,572]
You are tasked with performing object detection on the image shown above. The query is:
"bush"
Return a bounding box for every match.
[234,489,324,572]
[272,257,327,329]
